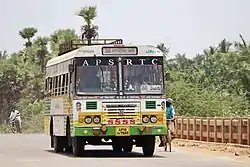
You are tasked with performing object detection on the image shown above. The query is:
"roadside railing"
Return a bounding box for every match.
[175,116,250,146]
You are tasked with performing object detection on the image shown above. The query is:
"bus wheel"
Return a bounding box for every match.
[123,139,133,152]
[142,136,155,157]
[72,137,85,156]
[112,139,122,152]
[112,144,122,152]
[65,146,73,153]
[65,119,72,153]
[53,136,64,153]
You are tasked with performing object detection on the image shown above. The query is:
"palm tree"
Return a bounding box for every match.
[157,43,169,59]
[234,34,250,61]
[19,27,38,47]
[0,50,7,59]
[76,5,99,45]
[203,46,216,56]
[34,37,50,73]
[217,38,232,53]
[157,43,170,73]
[50,29,78,56]
[174,53,192,70]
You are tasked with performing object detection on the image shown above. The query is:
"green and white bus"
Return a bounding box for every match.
[44,39,167,156]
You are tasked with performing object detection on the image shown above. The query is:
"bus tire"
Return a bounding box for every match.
[142,136,155,157]
[72,137,85,156]
[123,144,133,152]
[123,139,133,152]
[112,144,122,152]
[50,117,54,148]
[65,117,72,153]
[112,139,122,152]
[53,136,64,153]
[65,146,73,153]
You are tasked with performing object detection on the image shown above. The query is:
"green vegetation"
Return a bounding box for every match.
[158,36,250,117]
[0,5,249,133]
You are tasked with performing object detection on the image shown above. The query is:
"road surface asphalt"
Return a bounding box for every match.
[0,133,249,167]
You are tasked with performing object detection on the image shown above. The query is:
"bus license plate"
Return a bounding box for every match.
[115,127,130,136]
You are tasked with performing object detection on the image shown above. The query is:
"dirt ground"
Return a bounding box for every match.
[169,138,250,158]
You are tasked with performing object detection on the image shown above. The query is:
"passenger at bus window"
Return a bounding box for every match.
[132,74,149,92]
[76,102,81,112]
[141,76,150,85]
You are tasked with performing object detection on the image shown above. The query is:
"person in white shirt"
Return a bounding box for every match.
[8,109,22,132]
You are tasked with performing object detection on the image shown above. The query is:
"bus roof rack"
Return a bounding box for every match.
[58,38,123,56]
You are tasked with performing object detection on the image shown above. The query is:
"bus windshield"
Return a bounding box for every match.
[75,57,118,95]
[123,57,164,95]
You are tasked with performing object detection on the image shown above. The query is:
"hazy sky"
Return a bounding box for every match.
[0,0,249,58]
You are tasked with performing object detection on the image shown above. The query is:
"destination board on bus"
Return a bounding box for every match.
[102,47,138,55]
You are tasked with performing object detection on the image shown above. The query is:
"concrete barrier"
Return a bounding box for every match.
[175,117,250,146]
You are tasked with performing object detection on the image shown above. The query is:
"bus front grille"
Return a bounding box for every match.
[102,102,141,124]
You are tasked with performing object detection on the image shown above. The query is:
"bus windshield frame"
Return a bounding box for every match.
[74,56,165,96]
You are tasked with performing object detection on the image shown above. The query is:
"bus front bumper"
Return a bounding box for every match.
[73,125,167,137]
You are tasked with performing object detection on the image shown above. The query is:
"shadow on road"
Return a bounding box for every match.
[45,149,165,158]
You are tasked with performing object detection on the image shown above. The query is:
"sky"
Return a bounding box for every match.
[0,0,250,58]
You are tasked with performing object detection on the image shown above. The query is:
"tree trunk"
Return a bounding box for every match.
[87,38,91,45]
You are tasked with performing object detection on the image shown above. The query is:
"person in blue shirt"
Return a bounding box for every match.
[159,98,176,147]
[166,98,175,120]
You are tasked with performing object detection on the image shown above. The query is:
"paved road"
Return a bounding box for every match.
[0,134,249,167]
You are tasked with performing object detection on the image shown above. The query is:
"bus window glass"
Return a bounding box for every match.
[75,57,118,95]
[65,74,68,94]
[123,57,164,94]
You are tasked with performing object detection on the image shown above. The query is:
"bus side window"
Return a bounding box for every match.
[45,79,48,94]
[65,73,69,94]
[55,76,58,96]
[48,78,52,97]
[52,77,55,96]
[61,74,65,95]
[58,75,61,95]
[52,76,56,96]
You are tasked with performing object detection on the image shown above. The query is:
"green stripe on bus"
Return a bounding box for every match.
[73,126,167,136]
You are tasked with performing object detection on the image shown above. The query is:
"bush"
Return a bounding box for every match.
[0,114,44,134]
[167,80,249,117]
[22,113,44,133]
[0,124,11,133]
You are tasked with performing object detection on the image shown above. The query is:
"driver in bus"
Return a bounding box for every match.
[78,67,101,92]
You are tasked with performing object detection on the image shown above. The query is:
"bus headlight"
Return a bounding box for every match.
[84,116,92,124]
[79,118,84,123]
[142,115,149,123]
[93,116,101,124]
[150,116,157,123]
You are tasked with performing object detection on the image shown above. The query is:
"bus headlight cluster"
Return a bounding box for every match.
[142,115,149,123]
[93,116,101,124]
[150,115,157,123]
[142,115,158,123]
[84,116,92,124]
[84,116,101,124]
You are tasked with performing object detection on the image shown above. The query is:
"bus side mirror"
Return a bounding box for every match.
[165,72,171,80]
[68,64,74,73]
